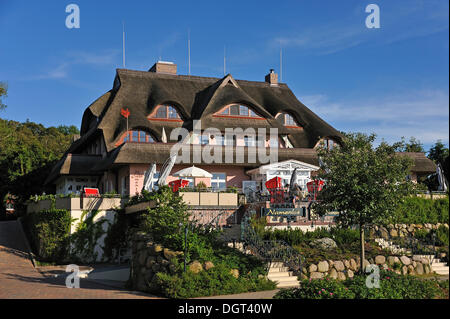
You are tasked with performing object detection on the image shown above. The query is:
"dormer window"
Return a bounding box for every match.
[122,130,155,144]
[276,112,301,127]
[216,104,262,118]
[149,105,182,120]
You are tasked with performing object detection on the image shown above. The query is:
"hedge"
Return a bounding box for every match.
[388,196,449,224]
[22,208,72,262]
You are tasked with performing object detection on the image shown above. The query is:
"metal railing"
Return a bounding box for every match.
[240,203,304,274]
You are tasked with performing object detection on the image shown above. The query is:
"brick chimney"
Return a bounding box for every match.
[149,61,177,75]
[265,69,278,86]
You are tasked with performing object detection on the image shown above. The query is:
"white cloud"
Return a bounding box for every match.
[272,1,449,55]
[300,90,449,146]
[24,50,120,81]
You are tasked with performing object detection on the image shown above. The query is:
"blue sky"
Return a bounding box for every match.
[1,0,448,150]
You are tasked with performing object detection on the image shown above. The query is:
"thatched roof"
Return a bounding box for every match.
[70,69,343,154]
[397,152,437,174]
[90,143,320,171]
[45,154,103,184]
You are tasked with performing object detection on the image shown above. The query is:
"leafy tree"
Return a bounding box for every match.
[139,186,190,250]
[0,119,76,218]
[314,133,414,273]
[57,125,80,135]
[428,140,449,166]
[393,136,425,153]
[0,82,7,110]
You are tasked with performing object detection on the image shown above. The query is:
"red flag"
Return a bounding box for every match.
[121,108,130,118]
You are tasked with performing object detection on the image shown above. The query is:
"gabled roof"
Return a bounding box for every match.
[246,159,320,175]
[70,68,343,154]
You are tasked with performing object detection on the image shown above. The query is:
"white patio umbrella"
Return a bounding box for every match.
[161,127,167,143]
[173,165,213,178]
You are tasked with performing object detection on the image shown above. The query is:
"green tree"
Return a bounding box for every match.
[0,119,75,218]
[393,136,425,153]
[314,133,414,273]
[139,186,190,250]
[57,125,80,135]
[0,82,7,110]
[428,140,449,166]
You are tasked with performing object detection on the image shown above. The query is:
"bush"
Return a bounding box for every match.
[22,208,72,262]
[388,196,449,224]
[156,264,276,298]
[435,225,449,247]
[139,186,189,250]
[275,269,445,299]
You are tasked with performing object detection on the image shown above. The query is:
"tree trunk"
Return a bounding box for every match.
[360,224,365,274]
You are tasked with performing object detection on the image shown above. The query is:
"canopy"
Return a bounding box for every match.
[173,166,213,178]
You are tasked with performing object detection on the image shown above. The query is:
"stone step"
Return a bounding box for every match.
[276,282,300,288]
[267,272,294,279]
[432,262,447,267]
[269,276,300,284]
[268,267,290,273]
[433,269,449,275]
[432,266,449,271]
[269,262,284,268]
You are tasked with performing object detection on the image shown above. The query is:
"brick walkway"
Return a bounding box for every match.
[0,221,158,299]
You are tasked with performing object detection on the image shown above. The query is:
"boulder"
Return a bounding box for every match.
[230,269,239,278]
[344,260,351,269]
[379,227,389,240]
[407,265,415,275]
[363,259,370,269]
[310,272,324,280]
[347,269,354,278]
[400,256,411,266]
[308,264,317,273]
[163,248,178,260]
[311,238,337,250]
[204,261,215,270]
[389,229,398,237]
[387,256,400,265]
[334,261,345,272]
[401,266,408,275]
[329,268,338,279]
[317,261,329,273]
[415,263,424,275]
[375,255,386,265]
[337,272,346,281]
[424,264,431,274]
[350,259,358,271]
[188,261,203,274]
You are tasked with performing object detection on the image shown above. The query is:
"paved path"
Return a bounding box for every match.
[0,221,158,299]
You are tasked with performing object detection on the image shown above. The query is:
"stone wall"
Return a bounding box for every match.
[302,255,433,280]
[130,231,184,293]
[368,223,448,240]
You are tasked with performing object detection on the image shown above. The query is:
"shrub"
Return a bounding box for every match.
[435,225,449,247]
[388,196,449,224]
[156,263,276,298]
[274,269,444,299]
[139,186,189,250]
[22,208,72,262]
